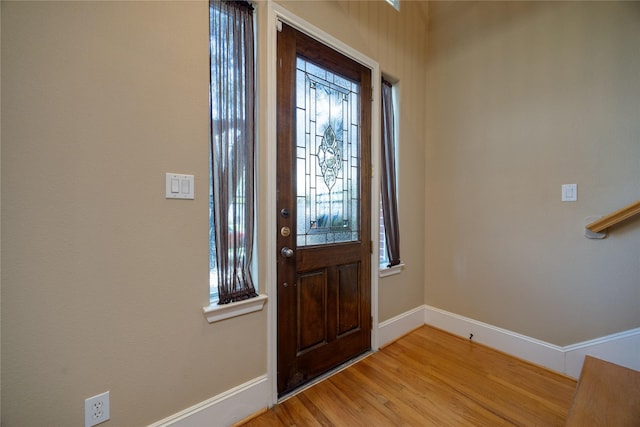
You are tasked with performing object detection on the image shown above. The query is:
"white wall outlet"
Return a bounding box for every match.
[85,391,110,427]
[561,184,577,202]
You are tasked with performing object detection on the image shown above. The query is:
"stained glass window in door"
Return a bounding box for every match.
[295,57,360,247]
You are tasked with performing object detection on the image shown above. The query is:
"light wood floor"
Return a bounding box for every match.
[240,325,577,426]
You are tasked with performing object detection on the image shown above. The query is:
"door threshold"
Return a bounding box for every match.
[278,350,373,403]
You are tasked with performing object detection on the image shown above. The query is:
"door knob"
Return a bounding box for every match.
[281,247,294,258]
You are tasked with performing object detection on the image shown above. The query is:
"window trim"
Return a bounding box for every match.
[204,0,266,322]
[379,78,402,274]
[203,294,267,323]
[379,262,405,278]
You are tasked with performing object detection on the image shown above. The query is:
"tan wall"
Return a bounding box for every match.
[1,2,266,425]
[5,0,638,425]
[1,0,427,425]
[0,1,3,421]
[425,1,640,346]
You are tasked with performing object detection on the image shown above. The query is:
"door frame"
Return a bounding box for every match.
[266,2,382,405]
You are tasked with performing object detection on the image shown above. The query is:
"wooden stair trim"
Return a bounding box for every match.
[585,200,640,233]
[565,356,640,426]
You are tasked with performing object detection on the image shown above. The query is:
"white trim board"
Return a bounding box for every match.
[424,305,640,378]
[424,305,566,373]
[564,328,640,378]
[148,375,269,427]
[151,307,639,426]
[378,305,426,348]
[379,304,640,379]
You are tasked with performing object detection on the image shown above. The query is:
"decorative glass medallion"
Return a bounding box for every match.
[317,126,341,190]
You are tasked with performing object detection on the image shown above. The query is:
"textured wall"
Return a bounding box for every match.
[1,2,266,425]
[425,1,640,345]
[6,0,637,425]
[1,1,428,425]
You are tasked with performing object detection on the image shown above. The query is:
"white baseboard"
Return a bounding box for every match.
[564,328,640,378]
[423,305,566,373]
[152,307,639,426]
[148,375,269,427]
[378,305,426,348]
[378,304,640,379]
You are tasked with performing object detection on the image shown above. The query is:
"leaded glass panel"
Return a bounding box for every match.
[295,57,360,247]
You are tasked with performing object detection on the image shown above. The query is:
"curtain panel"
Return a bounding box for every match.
[381,79,401,267]
[210,0,257,303]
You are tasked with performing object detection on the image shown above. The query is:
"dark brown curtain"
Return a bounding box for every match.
[381,79,401,267]
[210,0,256,304]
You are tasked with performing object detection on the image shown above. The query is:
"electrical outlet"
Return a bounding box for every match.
[85,391,110,427]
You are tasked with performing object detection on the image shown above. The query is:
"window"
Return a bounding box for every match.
[379,202,390,268]
[380,78,402,274]
[385,0,400,11]
[209,0,257,304]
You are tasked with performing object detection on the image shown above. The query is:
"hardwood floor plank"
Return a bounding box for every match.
[241,326,576,426]
[287,394,333,426]
[343,360,465,426]
[365,349,513,426]
[392,327,574,425]
[238,410,281,427]
[326,372,411,426]
[302,381,370,426]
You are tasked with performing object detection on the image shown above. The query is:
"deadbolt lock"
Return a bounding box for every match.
[280,226,291,237]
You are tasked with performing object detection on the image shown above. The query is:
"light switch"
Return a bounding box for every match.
[166,173,194,199]
[561,184,577,202]
[181,178,190,194]
[171,178,180,193]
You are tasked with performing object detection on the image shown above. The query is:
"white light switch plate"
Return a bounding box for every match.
[561,184,577,202]
[166,173,194,199]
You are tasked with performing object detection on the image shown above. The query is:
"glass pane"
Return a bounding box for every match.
[296,57,360,247]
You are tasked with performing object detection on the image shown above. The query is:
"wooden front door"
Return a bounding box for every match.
[276,23,372,396]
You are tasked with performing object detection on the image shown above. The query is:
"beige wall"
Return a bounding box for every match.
[0,1,3,421]
[426,1,640,346]
[1,2,265,426]
[1,1,427,425]
[9,0,637,425]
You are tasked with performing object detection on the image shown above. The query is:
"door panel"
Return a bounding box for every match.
[297,270,327,353]
[337,263,360,336]
[277,23,372,396]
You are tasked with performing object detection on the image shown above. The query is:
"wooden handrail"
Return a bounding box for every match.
[586,200,640,233]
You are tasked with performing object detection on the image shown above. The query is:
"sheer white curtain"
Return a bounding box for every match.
[210,0,256,304]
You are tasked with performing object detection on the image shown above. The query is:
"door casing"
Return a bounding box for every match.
[266,3,382,404]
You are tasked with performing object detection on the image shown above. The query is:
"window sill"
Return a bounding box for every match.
[379,263,405,278]
[203,294,268,323]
